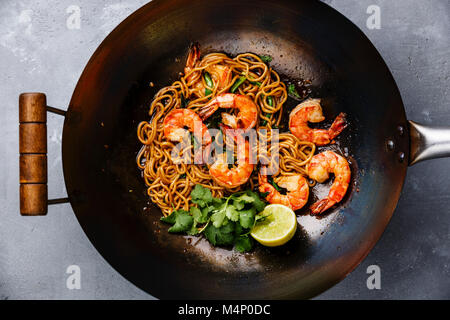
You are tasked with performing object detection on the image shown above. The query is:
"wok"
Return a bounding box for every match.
[18,0,450,299]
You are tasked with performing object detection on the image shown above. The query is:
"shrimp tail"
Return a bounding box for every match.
[258,175,275,202]
[258,172,268,184]
[328,112,347,140]
[219,123,231,132]
[186,42,200,69]
[198,100,218,120]
[219,123,240,145]
[310,198,335,215]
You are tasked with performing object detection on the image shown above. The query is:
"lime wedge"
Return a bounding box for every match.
[250,204,297,247]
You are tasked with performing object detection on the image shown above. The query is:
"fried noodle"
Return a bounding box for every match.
[137,49,315,216]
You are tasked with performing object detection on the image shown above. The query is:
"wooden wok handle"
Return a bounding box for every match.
[19,93,48,215]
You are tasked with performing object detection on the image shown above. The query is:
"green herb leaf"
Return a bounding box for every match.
[191,185,213,207]
[210,193,241,227]
[288,84,301,99]
[169,212,193,233]
[211,197,225,208]
[204,222,235,246]
[234,222,244,236]
[211,206,227,228]
[190,206,209,225]
[160,211,178,225]
[239,207,256,229]
[233,193,255,204]
[225,205,239,222]
[231,76,246,93]
[235,190,266,212]
[162,185,270,252]
[247,190,267,212]
[210,200,238,227]
[160,210,194,233]
[187,221,200,236]
[233,199,246,211]
[234,235,253,252]
[259,55,273,63]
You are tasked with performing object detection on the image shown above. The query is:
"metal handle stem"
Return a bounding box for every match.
[409,120,450,165]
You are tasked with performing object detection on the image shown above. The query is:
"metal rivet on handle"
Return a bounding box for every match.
[398,152,405,163]
[386,140,395,151]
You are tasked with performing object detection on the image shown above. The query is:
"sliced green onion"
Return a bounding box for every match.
[191,134,199,150]
[248,76,261,87]
[261,114,270,126]
[204,72,213,96]
[180,94,189,108]
[288,84,301,99]
[261,96,273,126]
[204,72,213,88]
[271,180,281,191]
[231,76,246,93]
[259,55,273,63]
[260,191,270,199]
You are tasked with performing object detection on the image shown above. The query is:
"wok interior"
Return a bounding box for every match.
[63,0,408,299]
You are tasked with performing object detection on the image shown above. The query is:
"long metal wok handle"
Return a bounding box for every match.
[409,121,450,165]
[19,93,68,216]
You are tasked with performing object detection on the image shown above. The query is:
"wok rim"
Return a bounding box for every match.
[61,0,409,299]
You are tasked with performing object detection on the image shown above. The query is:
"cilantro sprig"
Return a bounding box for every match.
[160,185,268,252]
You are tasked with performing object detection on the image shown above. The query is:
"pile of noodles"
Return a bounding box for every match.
[137,50,315,216]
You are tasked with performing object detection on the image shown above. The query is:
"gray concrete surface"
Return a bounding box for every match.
[0,0,449,300]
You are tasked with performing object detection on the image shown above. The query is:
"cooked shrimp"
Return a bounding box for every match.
[209,141,254,188]
[198,93,258,130]
[163,108,211,145]
[307,150,351,215]
[259,173,309,211]
[184,43,201,84]
[185,44,232,96]
[206,64,232,92]
[289,98,347,146]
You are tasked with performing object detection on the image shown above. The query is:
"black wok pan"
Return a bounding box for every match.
[18,0,450,299]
